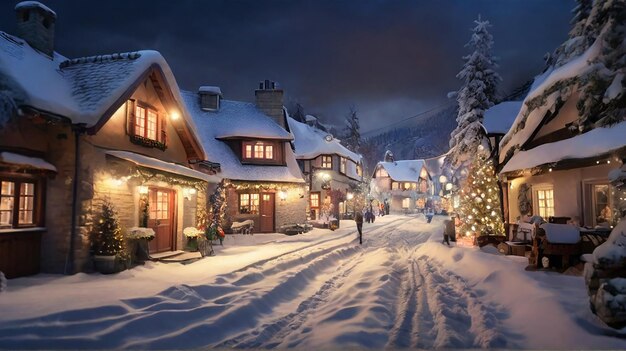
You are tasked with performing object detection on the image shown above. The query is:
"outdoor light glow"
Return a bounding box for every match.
[445,183,453,191]
[171,111,180,120]
[439,175,448,184]
[347,192,354,200]
[137,185,149,194]
[279,190,287,201]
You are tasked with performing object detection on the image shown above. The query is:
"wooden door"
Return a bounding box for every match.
[148,188,175,253]
[259,193,275,233]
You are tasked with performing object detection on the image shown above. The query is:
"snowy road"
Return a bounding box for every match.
[0,215,625,349]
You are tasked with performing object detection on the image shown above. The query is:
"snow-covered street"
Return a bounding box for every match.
[1,215,625,349]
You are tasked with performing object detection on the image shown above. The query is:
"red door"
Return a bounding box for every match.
[148,188,175,253]
[259,193,275,233]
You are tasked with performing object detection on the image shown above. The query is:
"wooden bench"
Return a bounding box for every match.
[231,220,254,235]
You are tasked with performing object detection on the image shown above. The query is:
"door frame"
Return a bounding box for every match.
[259,192,275,233]
[147,186,177,252]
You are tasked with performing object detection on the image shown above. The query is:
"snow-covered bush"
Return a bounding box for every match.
[586,217,626,328]
[126,227,155,240]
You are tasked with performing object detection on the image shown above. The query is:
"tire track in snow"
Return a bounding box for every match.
[217,247,366,348]
[415,256,508,349]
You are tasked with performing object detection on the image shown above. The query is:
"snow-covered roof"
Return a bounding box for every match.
[0,32,200,133]
[182,91,304,183]
[499,40,601,162]
[0,31,205,159]
[0,151,56,172]
[483,101,524,135]
[105,150,221,183]
[14,1,56,17]
[423,154,447,178]
[305,114,317,123]
[500,120,626,174]
[540,223,580,244]
[198,86,222,96]
[377,160,428,182]
[287,117,361,163]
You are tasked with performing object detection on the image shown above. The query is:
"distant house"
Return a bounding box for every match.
[424,153,454,213]
[0,2,220,278]
[370,152,433,213]
[287,116,363,221]
[497,49,626,227]
[184,81,307,233]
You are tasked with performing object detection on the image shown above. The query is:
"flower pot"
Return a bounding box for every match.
[93,255,127,274]
[186,236,198,251]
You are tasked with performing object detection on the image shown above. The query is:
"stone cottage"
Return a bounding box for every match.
[0,1,220,278]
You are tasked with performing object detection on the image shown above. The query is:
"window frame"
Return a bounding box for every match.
[0,176,43,229]
[242,141,277,162]
[321,155,333,169]
[339,157,347,174]
[533,185,555,219]
[239,193,260,214]
[129,100,168,147]
[310,192,320,209]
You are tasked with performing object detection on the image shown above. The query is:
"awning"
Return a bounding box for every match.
[0,152,57,172]
[105,150,221,183]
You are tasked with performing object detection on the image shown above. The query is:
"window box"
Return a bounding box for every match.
[130,134,167,151]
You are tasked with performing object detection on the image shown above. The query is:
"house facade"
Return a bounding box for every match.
[370,154,433,214]
[287,116,363,221]
[184,81,307,233]
[497,58,625,228]
[0,2,219,278]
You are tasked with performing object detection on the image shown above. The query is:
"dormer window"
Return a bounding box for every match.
[321,155,332,169]
[128,100,167,150]
[243,141,276,161]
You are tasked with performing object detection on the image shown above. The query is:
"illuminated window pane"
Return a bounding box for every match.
[321,156,332,168]
[245,145,253,158]
[18,183,35,224]
[254,144,264,158]
[265,145,273,159]
[310,193,319,208]
[0,181,14,226]
[135,106,146,137]
[147,110,158,140]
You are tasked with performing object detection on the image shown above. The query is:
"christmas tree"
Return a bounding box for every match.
[208,181,226,242]
[456,155,505,238]
[92,200,126,256]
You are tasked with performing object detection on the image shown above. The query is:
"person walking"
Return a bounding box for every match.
[426,207,434,223]
[355,209,364,245]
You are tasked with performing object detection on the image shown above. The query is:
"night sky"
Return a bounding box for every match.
[1,0,574,133]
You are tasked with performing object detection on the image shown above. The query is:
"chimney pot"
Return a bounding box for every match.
[15,1,56,57]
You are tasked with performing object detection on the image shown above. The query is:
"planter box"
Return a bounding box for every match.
[93,255,127,274]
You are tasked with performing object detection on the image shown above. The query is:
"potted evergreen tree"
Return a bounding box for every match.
[92,200,129,274]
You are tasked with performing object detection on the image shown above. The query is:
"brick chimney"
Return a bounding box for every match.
[255,80,286,129]
[15,1,56,57]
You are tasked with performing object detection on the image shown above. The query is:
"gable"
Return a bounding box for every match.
[89,72,203,163]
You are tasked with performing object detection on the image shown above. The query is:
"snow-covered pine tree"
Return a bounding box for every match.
[576,0,625,128]
[342,106,361,153]
[552,0,594,67]
[291,102,306,123]
[446,15,500,173]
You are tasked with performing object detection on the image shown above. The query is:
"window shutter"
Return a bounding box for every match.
[127,100,136,136]
[161,114,167,145]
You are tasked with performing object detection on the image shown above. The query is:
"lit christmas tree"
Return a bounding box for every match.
[457,155,505,238]
[92,200,126,256]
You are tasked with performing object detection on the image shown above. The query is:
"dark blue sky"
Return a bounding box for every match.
[1,0,574,133]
